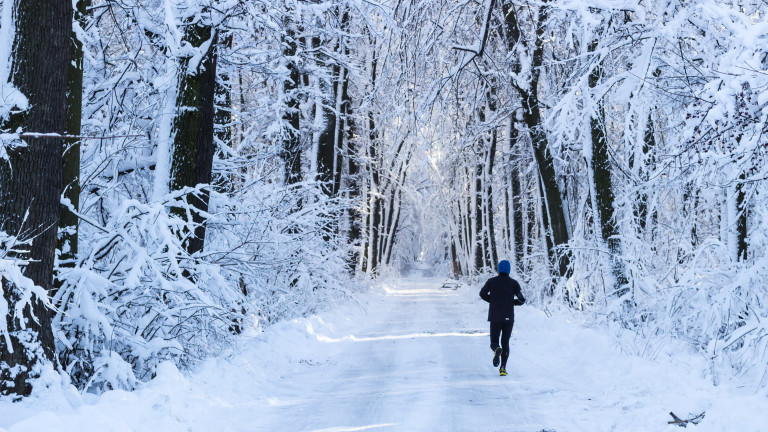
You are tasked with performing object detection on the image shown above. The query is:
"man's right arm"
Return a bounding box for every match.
[479,281,491,303]
[513,280,526,306]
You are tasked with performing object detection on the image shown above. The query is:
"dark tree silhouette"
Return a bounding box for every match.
[0,0,72,396]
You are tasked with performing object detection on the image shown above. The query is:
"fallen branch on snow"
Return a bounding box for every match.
[668,411,705,427]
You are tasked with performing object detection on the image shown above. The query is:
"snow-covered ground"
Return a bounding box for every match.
[2,277,768,431]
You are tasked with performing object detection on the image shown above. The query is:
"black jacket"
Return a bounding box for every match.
[479,273,525,322]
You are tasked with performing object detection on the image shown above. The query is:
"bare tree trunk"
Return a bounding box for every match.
[474,162,484,271]
[283,22,302,185]
[588,41,627,294]
[487,129,499,267]
[346,145,361,273]
[336,10,351,209]
[168,20,218,256]
[736,172,748,261]
[335,10,363,274]
[341,39,361,272]
[361,42,381,274]
[635,113,655,232]
[0,0,72,396]
[365,194,381,274]
[384,189,402,265]
[317,43,337,196]
[503,1,569,280]
[522,5,570,279]
[509,120,525,274]
[58,0,90,287]
[526,177,538,275]
[451,241,460,278]
[463,177,473,274]
[382,157,406,266]
[454,188,469,277]
[215,34,233,189]
[503,173,511,254]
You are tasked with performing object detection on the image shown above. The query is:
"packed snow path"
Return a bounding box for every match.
[3,278,768,431]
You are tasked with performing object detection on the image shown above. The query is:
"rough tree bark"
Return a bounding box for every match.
[0,0,72,396]
[502,1,569,281]
[474,160,484,271]
[339,11,361,273]
[588,41,628,294]
[636,113,656,232]
[283,20,302,185]
[510,3,570,280]
[317,45,337,197]
[502,3,525,275]
[168,18,218,256]
[215,34,233,190]
[509,121,525,274]
[487,128,499,267]
[58,0,90,283]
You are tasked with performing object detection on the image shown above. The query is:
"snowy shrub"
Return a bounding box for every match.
[53,191,246,390]
[205,177,354,325]
[53,167,353,392]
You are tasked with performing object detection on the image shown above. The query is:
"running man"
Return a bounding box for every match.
[479,260,526,376]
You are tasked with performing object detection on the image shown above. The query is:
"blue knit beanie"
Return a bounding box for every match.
[498,260,511,275]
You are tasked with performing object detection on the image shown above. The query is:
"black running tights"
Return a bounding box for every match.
[490,321,514,367]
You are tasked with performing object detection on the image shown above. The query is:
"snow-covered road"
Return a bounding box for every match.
[3,278,768,431]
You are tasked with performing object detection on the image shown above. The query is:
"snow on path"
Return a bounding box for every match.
[3,277,768,431]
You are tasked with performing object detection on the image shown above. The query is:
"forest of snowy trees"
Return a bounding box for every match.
[1,0,767,398]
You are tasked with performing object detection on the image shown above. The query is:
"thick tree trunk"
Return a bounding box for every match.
[342,64,361,271]
[168,21,218,256]
[487,129,499,267]
[521,5,570,279]
[474,162,484,271]
[317,58,337,196]
[523,104,570,278]
[346,157,361,273]
[588,42,627,293]
[215,34,233,189]
[502,3,524,274]
[0,0,72,396]
[509,120,525,274]
[474,103,487,271]
[636,113,655,231]
[283,24,302,185]
[334,10,351,202]
[503,1,569,279]
[58,0,89,285]
[316,60,338,242]
[451,241,461,278]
